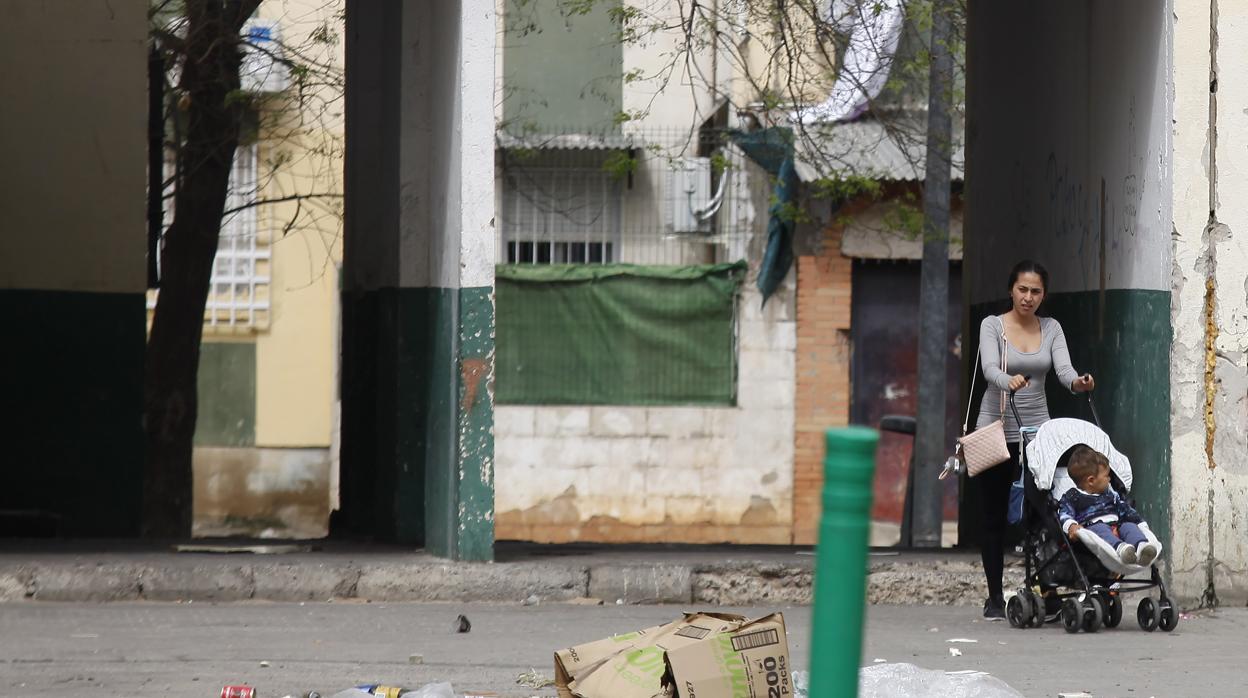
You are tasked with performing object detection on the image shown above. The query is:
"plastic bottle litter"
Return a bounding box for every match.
[328,683,454,698]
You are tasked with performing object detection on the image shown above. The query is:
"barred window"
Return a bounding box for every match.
[502,166,621,264]
[148,144,270,331]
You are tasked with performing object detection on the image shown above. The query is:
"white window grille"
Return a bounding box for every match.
[502,166,621,264]
[148,144,270,330]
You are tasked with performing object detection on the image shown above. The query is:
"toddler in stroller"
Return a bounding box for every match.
[1059,445,1160,567]
[1005,413,1179,633]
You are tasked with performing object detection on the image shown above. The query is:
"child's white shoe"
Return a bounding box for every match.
[1137,542,1159,567]
[1117,543,1137,565]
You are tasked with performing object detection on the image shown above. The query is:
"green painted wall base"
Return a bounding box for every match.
[338,286,494,560]
[967,290,1171,550]
[0,289,145,537]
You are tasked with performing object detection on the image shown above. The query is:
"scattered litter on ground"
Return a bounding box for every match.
[948,648,962,657]
[328,684,454,698]
[1057,693,1094,698]
[555,611,790,698]
[794,670,809,697]
[401,683,454,697]
[408,653,423,665]
[859,663,1024,697]
[522,594,540,606]
[872,658,887,663]
[516,668,555,689]
[946,638,978,643]
[259,660,271,668]
[453,614,472,633]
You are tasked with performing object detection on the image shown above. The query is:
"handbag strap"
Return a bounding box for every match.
[961,316,1008,437]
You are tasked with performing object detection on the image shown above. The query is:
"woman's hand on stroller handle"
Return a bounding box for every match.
[1072,373,1096,393]
[1008,374,1031,392]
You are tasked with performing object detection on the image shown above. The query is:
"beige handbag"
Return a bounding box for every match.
[957,319,1011,476]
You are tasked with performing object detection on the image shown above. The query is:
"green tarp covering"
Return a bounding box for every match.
[495,262,747,405]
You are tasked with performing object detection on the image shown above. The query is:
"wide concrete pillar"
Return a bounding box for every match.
[1169,0,1248,607]
[340,0,496,559]
[965,1,1172,563]
[0,1,148,536]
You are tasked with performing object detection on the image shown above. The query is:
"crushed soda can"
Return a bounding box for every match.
[222,686,257,698]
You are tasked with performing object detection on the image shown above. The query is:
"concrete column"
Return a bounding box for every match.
[1169,0,1248,607]
[0,1,148,536]
[341,0,496,559]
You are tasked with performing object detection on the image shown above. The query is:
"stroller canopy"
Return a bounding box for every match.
[1024,418,1133,495]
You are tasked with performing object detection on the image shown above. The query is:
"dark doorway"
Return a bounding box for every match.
[850,260,962,544]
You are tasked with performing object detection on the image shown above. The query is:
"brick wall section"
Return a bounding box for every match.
[793,219,854,545]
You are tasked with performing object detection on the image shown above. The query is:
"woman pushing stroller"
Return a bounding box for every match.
[973,260,1097,619]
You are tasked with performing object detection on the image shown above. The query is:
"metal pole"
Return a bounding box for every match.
[913,0,954,548]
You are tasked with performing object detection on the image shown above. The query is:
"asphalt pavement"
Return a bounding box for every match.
[0,601,1240,697]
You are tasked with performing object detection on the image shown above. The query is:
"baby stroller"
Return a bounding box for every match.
[1003,393,1178,633]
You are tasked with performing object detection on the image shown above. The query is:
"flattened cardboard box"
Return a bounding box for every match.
[554,612,748,698]
[663,613,793,698]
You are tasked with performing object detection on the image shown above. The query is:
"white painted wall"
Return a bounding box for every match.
[400,0,497,291]
[966,1,1170,304]
[1170,0,1248,605]
[0,0,147,294]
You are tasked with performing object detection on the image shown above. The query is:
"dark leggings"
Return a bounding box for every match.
[977,441,1021,600]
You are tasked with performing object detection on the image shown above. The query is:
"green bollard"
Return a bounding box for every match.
[809,426,880,698]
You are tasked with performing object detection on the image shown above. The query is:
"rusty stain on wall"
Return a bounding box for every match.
[461,357,490,412]
[1204,274,1219,468]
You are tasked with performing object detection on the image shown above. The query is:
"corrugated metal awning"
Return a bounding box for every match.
[791,115,965,182]
[496,131,636,151]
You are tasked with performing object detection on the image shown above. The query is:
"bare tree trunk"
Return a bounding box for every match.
[912,0,954,548]
[143,0,258,538]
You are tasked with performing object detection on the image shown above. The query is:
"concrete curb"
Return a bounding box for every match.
[0,554,1002,607]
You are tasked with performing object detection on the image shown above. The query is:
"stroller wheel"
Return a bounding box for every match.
[1137,597,1159,632]
[1061,598,1082,634]
[1083,596,1104,633]
[1158,600,1179,632]
[1006,594,1030,629]
[1103,593,1123,628]
[1023,590,1044,627]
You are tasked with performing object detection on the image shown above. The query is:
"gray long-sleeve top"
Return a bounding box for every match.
[975,315,1082,442]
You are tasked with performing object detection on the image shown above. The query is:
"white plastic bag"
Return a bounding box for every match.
[793,665,1023,698]
[859,664,1023,698]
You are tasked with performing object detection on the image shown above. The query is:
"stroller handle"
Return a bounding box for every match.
[1006,383,1104,431]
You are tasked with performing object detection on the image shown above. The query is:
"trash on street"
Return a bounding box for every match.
[554,611,792,698]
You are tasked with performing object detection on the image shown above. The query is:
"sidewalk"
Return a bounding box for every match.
[0,539,1002,606]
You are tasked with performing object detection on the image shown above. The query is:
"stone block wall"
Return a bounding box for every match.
[494,276,797,544]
